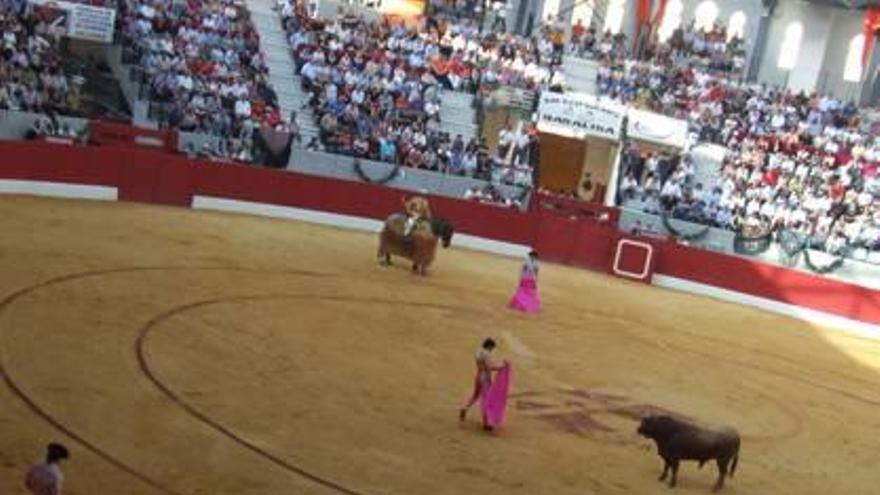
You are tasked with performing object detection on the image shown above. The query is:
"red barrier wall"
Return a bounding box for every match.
[655,242,880,325]
[90,120,178,153]
[0,142,120,187]
[1,141,879,326]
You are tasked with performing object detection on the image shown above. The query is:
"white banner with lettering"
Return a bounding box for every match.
[626,108,689,149]
[29,0,116,43]
[68,3,116,43]
[537,92,625,141]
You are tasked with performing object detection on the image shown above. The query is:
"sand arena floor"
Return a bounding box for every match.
[1,195,880,495]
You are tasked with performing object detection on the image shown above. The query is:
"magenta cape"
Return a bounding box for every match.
[481,362,511,428]
[508,276,540,313]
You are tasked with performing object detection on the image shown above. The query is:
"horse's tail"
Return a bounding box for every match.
[729,438,740,478]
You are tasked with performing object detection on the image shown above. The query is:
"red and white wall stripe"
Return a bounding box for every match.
[2,141,879,334]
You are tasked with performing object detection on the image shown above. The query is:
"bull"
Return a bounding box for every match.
[637,415,740,492]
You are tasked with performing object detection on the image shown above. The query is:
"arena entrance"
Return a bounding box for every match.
[536,92,624,204]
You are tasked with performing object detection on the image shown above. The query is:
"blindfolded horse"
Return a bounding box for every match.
[378,213,454,276]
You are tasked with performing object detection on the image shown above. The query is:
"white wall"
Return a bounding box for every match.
[787,6,832,93]
[757,0,867,99]
[759,1,814,88]
[817,11,866,102]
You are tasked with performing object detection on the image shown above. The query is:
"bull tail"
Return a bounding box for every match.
[729,443,739,478]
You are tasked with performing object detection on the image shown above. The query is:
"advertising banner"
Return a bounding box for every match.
[30,0,116,43]
[626,108,689,149]
[537,92,625,141]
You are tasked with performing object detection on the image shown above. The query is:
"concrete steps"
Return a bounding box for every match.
[562,55,599,95]
[688,143,728,190]
[245,0,318,144]
[248,2,480,146]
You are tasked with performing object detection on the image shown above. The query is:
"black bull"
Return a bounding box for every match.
[638,415,740,492]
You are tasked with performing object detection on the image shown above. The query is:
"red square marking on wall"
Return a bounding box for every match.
[613,239,654,281]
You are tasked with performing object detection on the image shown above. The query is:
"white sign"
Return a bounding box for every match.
[68,3,116,43]
[29,0,116,43]
[626,108,689,149]
[537,92,625,141]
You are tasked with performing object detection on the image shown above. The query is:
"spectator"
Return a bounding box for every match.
[0,4,78,115]
[119,0,282,160]
[25,442,69,495]
[278,0,555,189]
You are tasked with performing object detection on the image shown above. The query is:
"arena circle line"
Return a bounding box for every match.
[0,265,489,495]
[0,265,871,493]
[0,265,339,495]
[135,291,803,488]
[135,293,491,495]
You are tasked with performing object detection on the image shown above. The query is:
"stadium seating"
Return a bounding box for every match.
[588,24,879,258]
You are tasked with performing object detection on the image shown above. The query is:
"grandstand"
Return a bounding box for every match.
[2,0,880,494]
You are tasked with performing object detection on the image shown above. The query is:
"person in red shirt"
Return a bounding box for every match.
[835,146,852,166]
[828,176,845,202]
[762,167,779,187]
[263,105,281,128]
[431,54,451,89]
[250,100,265,121]
[405,147,424,169]
[25,443,69,495]
[572,19,586,42]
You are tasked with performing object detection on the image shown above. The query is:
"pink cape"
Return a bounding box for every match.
[507,275,540,313]
[481,362,511,428]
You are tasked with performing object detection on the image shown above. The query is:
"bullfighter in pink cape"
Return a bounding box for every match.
[508,250,540,313]
[459,338,511,432]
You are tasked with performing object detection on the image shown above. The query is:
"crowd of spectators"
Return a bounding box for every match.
[25,112,83,141]
[464,183,523,208]
[183,138,253,162]
[119,0,283,162]
[641,21,747,75]
[570,22,625,61]
[492,122,537,187]
[279,0,558,185]
[616,87,879,255]
[596,27,746,118]
[62,0,117,5]
[580,18,879,256]
[588,21,745,75]
[0,2,81,115]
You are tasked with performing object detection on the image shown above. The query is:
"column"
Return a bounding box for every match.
[746,0,776,81]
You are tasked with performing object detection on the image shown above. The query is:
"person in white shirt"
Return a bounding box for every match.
[234,98,251,119]
[25,443,68,495]
[790,207,808,226]
[514,129,531,162]
[621,172,640,199]
[497,126,513,160]
[660,179,682,205]
[491,1,508,31]
[424,100,439,119]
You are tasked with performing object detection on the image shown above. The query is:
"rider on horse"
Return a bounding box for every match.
[403,196,431,238]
